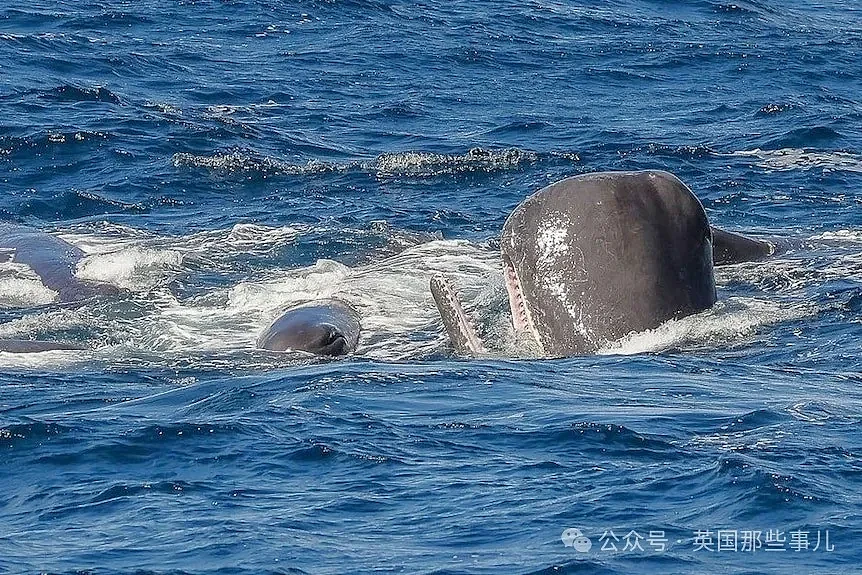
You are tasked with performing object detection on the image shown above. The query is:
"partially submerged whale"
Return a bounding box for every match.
[0,223,119,303]
[432,170,776,357]
[0,223,120,353]
[257,299,361,356]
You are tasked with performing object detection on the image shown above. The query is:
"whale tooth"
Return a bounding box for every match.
[430,274,486,355]
[502,257,543,354]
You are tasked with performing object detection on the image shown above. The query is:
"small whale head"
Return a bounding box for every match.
[257,299,361,356]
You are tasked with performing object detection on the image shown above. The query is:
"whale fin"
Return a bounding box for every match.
[711,226,775,265]
[430,275,486,356]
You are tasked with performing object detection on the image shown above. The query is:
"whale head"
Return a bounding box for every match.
[500,170,716,356]
[257,299,361,356]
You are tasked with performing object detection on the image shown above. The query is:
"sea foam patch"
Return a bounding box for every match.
[731,148,862,172]
[76,248,183,290]
[598,297,815,356]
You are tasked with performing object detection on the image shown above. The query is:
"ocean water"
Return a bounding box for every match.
[1,1,861,573]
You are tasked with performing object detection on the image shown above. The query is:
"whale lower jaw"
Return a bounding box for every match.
[502,255,545,354]
[430,275,486,355]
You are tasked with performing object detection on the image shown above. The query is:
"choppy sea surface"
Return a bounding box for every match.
[1,1,861,573]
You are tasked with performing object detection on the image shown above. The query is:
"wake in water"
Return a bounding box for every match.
[0,221,856,369]
[730,148,862,173]
[0,223,498,367]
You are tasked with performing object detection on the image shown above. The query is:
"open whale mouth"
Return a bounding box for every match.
[316,326,349,356]
[429,275,486,355]
[501,253,544,353]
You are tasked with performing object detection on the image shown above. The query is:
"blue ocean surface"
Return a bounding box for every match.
[1,1,861,573]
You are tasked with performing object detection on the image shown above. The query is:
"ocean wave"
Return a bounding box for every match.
[371,147,539,176]
[599,297,815,356]
[17,190,145,220]
[87,480,196,505]
[786,400,857,425]
[172,147,544,179]
[286,441,393,464]
[691,413,789,454]
[143,100,182,116]
[41,84,122,104]
[756,102,796,116]
[171,151,340,177]
[567,422,681,456]
[0,421,71,448]
[760,126,843,149]
[58,11,154,30]
[0,131,110,157]
[712,408,786,432]
[76,247,184,291]
[730,148,862,172]
[626,143,718,160]
[712,2,760,15]
[809,229,862,242]
[0,31,93,50]
[0,260,58,307]
[723,248,862,294]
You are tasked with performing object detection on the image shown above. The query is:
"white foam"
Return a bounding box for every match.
[171,148,539,178]
[371,148,538,176]
[76,247,183,290]
[730,148,862,172]
[0,307,93,339]
[0,254,59,306]
[226,258,351,312]
[58,222,155,254]
[0,219,847,369]
[599,297,815,356]
[150,222,303,265]
[809,229,862,243]
[224,223,299,250]
[0,348,87,369]
[689,427,789,452]
[144,101,182,116]
[92,238,500,363]
[0,276,57,307]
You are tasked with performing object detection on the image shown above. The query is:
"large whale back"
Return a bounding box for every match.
[500,170,716,356]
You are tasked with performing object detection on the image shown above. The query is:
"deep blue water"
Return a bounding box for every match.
[1,1,862,573]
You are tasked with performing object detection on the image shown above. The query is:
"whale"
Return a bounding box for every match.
[0,223,119,303]
[0,223,121,353]
[431,170,777,357]
[257,299,361,356]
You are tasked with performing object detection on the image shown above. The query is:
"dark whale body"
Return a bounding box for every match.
[0,223,121,353]
[500,170,717,356]
[432,170,777,357]
[257,300,361,356]
[0,223,118,303]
